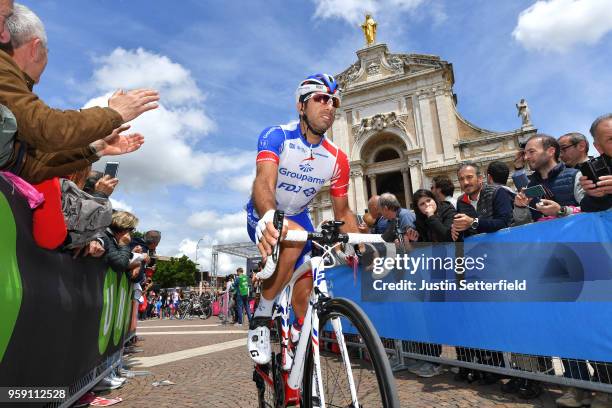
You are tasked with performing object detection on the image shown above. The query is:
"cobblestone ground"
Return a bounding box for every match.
[95,318,561,407]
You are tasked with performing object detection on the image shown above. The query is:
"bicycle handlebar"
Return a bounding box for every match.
[256,211,387,280]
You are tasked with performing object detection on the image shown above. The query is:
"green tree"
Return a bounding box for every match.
[154,256,197,288]
[131,230,145,241]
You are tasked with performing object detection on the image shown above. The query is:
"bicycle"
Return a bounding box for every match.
[252,213,400,408]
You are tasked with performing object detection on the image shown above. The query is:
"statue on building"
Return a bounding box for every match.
[361,14,377,46]
[516,98,532,127]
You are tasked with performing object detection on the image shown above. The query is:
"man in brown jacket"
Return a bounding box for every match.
[0,3,158,182]
[0,0,12,44]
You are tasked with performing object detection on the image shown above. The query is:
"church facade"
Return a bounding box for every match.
[309,42,536,226]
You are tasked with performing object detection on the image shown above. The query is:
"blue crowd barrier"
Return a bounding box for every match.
[327,210,612,362]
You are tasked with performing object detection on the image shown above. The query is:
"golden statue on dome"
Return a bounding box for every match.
[361,14,377,46]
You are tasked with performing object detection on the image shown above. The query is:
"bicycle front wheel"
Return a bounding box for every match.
[302,298,400,408]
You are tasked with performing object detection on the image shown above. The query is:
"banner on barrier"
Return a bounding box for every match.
[0,180,133,387]
[328,210,612,362]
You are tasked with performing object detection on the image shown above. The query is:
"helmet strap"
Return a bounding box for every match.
[300,100,326,139]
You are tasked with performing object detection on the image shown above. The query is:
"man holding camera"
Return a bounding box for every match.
[513,134,585,225]
[580,114,612,212]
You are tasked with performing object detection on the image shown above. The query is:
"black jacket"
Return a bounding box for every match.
[101,228,131,273]
[415,201,456,242]
[456,185,513,237]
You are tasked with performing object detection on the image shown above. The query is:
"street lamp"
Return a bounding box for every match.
[195,238,205,294]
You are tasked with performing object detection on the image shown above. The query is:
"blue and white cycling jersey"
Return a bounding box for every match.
[251,121,349,216]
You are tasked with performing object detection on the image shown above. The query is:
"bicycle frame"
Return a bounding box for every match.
[269,242,361,407]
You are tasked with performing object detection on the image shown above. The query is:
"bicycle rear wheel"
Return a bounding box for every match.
[201,303,212,319]
[302,298,400,408]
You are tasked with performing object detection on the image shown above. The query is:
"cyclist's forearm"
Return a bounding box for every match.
[252,178,276,216]
[336,208,359,233]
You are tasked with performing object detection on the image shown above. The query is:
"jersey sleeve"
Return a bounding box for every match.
[329,149,350,197]
[256,126,285,165]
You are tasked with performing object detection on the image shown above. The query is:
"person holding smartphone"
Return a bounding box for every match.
[513,134,585,225]
[580,114,612,213]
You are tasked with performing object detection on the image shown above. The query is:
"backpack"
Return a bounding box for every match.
[60,178,112,249]
[0,104,27,175]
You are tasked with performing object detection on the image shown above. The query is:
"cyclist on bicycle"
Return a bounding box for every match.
[246,73,360,364]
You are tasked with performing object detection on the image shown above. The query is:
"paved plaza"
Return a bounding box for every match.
[100,318,561,407]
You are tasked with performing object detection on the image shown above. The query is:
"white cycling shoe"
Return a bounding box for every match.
[248,316,272,365]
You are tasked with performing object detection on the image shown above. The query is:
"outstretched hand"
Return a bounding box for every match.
[98,124,145,156]
[108,88,160,122]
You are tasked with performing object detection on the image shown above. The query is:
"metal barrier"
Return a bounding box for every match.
[41,349,123,408]
[322,331,612,393]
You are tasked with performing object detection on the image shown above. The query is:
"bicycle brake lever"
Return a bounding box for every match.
[272,210,284,262]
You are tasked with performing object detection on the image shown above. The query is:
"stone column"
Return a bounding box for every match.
[351,168,367,213]
[369,174,377,196]
[417,93,438,164]
[435,88,460,161]
[409,160,423,192]
[401,167,412,206]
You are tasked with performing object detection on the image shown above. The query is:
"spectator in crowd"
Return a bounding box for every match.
[452,162,513,240]
[378,192,416,237]
[155,293,163,319]
[129,231,160,283]
[100,210,138,274]
[408,189,457,243]
[513,134,584,225]
[486,161,510,187]
[221,274,236,323]
[1,3,145,182]
[431,174,456,208]
[358,195,388,234]
[512,149,530,192]
[234,267,252,326]
[403,189,458,378]
[61,164,112,255]
[558,132,590,169]
[580,114,612,213]
[0,3,157,182]
[0,0,13,44]
[83,170,118,199]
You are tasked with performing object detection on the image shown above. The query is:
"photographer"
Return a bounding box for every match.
[580,114,612,212]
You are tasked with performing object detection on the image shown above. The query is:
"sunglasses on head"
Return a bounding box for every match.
[305,92,340,108]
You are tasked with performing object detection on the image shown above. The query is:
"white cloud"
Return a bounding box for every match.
[187,210,245,230]
[312,0,426,24]
[92,48,203,106]
[109,197,133,212]
[513,0,612,52]
[227,169,255,194]
[83,48,254,192]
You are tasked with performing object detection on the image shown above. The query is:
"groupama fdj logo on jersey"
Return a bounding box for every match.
[98,269,131,355]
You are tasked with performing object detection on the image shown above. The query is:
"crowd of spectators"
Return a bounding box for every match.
[0,2,166,396]
[357,119,611,405]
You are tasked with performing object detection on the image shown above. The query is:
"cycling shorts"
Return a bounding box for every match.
[246,200,312,270]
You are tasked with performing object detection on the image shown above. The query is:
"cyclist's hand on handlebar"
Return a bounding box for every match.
[257,220,288,262]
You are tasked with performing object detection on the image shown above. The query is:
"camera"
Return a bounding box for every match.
[579,154,611,184]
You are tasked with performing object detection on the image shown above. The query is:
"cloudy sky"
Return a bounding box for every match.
[28,0,612,275]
